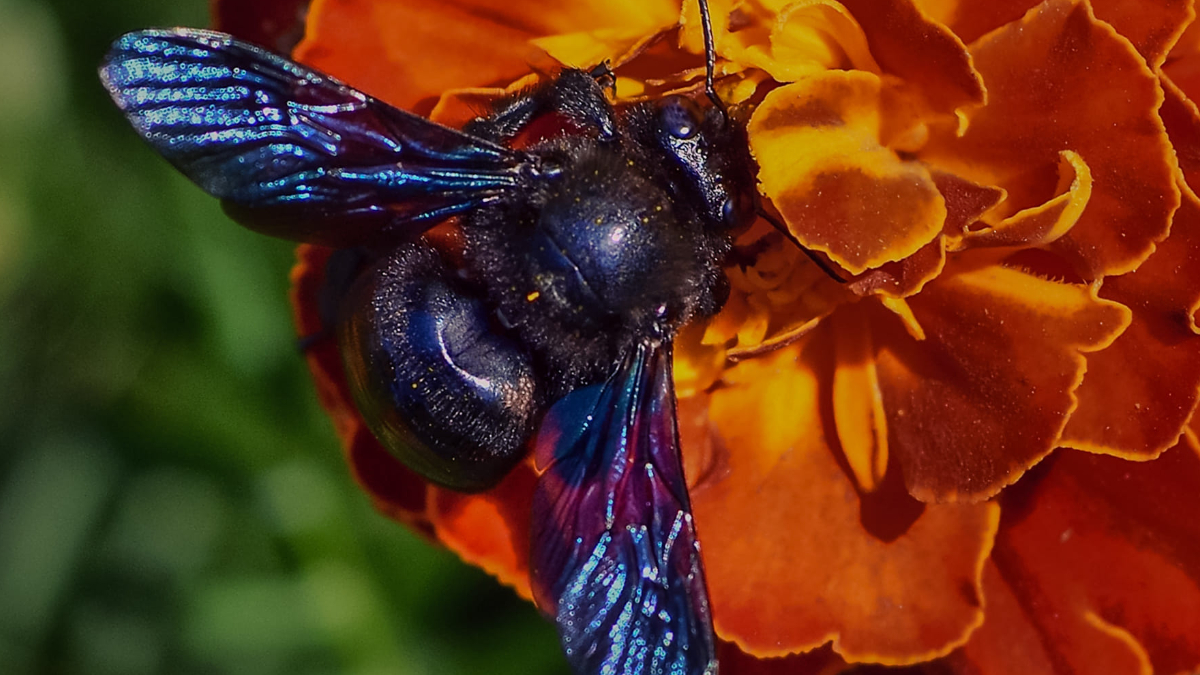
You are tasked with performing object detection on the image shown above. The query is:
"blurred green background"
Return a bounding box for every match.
[0,0,565,673]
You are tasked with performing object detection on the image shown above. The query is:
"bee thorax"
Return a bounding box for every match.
[462,147,716,395]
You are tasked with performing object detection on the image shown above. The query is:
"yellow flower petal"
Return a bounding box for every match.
[750,71,947,275]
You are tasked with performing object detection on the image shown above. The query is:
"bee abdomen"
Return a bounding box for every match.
[337,243,540,492]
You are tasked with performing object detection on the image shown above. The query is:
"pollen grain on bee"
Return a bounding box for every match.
[527,291,541,302]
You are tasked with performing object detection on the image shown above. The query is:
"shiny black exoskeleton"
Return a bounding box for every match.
[339,71,756,491]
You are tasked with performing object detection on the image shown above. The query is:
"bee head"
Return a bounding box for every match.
[648,94,757,233]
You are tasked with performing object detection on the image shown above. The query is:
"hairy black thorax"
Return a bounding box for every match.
[456,76,755,399]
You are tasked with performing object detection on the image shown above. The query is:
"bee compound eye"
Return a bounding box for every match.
[337,244,539,493]
[657,95,701,140]
[721,197,737,226]
[718,189,756,231]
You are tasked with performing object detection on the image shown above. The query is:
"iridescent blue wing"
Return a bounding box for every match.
[531,342,717,675]
[100,29,534,247]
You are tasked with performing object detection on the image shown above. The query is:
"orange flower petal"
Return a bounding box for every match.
[923,0,1180,279]
[958,150,1092,250]
[1166,50,1200,110]
[678,0,733,56]
[932,170,1007,243]
[770,1,881,78]
[673,320,727,398]
[750,71,947,275]
[831,306,889,492]
[289,245,434,533]
[916,0,1193,68]
[879,296,927,341]
[944,562,1063,674]
[952,444,1200,675]
[213,0,308,51]
[1061,184,1200,459]
[942,561,1151,675]
[429,465,537,600]
[346,426,435,537]
[694,334,998,663]
[874,264,1131,502]
[702,285,751,346]
[838,0,984,114]
[296,0,543,112]
[1171,9,1200,57]
[1090,0,1195,68]
[844,237,946,299]
[427,86,510,129]
[716,641,847,675]
[295,0,676,113]
[425,74,542,129]
[1160,72,1200,197]
[719,0,881,83]
[722,285,842,359]
[290,245,353,438]
[533,27,670,71]
[835,0,984,114]
[910,0,1032,46]
[720,225,857,357]
[677,392,720,491]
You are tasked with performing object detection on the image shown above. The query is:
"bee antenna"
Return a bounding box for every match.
[697,0,728,120]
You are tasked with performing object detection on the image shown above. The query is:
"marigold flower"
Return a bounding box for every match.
[220,0,1200,671]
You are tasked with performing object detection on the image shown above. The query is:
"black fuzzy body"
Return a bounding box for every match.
[463,137,729,398]
[456,76,751,399]
[326,70,756,490]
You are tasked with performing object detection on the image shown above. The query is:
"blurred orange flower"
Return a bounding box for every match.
[220,0,1200,671]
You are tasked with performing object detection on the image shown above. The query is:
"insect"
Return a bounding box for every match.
[99,2,756,672]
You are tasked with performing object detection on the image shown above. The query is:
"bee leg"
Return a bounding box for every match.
[464,68,617,143]
[588,60,617,96]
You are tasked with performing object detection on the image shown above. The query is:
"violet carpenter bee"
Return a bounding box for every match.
[99,2,757,672]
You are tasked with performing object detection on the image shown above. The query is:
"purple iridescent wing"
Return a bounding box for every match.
[99,29,534,247]
[531,342,718,675]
